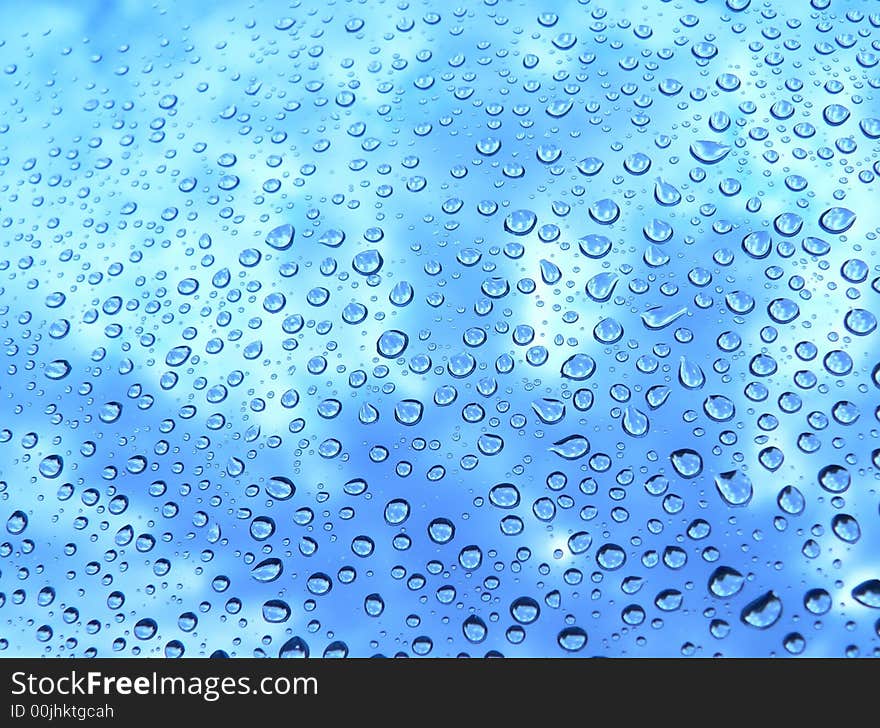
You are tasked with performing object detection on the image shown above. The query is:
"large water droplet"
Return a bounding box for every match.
[819,207,856,234]
[741,592,783,629]
[265,223,294,250]
[714,469,753,507]
[690,140,731,163]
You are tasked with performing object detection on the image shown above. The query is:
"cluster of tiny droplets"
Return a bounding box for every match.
[0,0,879,657]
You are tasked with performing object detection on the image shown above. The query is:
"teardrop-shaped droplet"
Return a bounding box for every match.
[394,399,424,426]
[670,448,703,479]
[586,272,619,302]
[678,357,706,389]
[703,395,735,422]
[741,591,783,629]
[266,223,294,250]
[690,140,731,163]
[621,406,650,437]
[641,305,688,330]
[714,469,753,506]
[550,435,590,460]
[852,580,880,608]
[532,398,566,424]
[654,177,681,206]
[578,234,613,258]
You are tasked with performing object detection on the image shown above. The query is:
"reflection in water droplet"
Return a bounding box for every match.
[819,207,856,234]
[678,357,705,389]
[550,435,590,460]
[6,510,28,535]
[852,580,880,608]
[589,198,621,224]
[596,543,627,570]
[670,449,703,479]
[557,627,588,652]
[714,470,753,507]
[251,558,283,583]
[0,0,876,660]
[690,140,731,163]
[561,354,596,380]
[262,599,291,623]
[279,636,310,658]
[586,272,619,302]
[621,406,650,437]
[709,566,745,598]
[265,223,294,250]
[45,360,71,380]
[377,329,409,358]
[578,234,613,258]
[641,305,688,330]
[741,591,783,629]
[703,395,735,422]
[504,209,537,235]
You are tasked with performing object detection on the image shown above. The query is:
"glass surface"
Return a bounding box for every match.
[0,0,878,658]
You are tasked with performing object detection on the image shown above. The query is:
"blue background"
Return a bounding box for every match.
[0,0,879,657]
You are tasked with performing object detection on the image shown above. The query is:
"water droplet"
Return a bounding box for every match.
[690,140,731,163]
[622,406,650,437]
[262,599,291,623]
[741,591,783,629]
[377,330,409,358]
[578,234,613,258]
[550,435,590,460]
[279,636,310,658]
[265,223,294,250]
[852,580,880,609]
[560,354,596,380]
[703,395,735,422]
[709,566,745,598]
[557,627,588,652]
[641,305,688,330]
[504,209,537,235]
[586,272,619,302]
[596,543,627,570]
[714,469,753,507]
[588,198,621,224]
[819,207,856,234]
[251,558,283,583]
[511,596,541,624]
[44,360,71,380]
[134,619,158,640]
[0,0,875,660]
[6,510,28,535]
[670,449,703,479]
